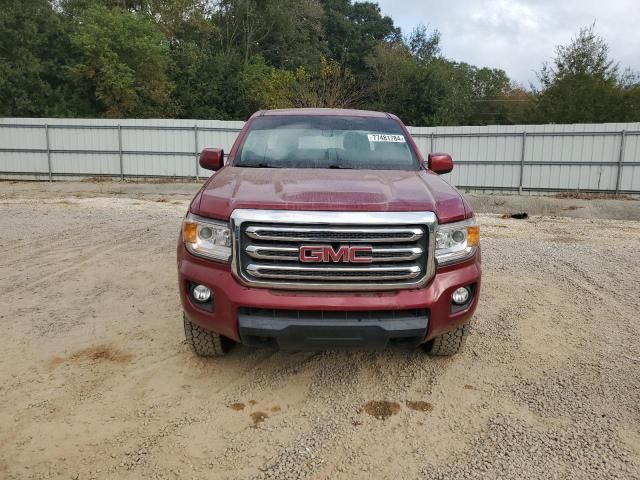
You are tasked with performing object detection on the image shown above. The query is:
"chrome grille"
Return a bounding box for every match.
[245,244,423,262]
[246,264,423,281]
[244,226,423,243]
[230,210,437,291]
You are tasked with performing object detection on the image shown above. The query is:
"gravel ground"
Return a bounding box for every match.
[0,184,639,480]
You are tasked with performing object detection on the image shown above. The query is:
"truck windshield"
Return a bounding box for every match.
[234,115,420,170]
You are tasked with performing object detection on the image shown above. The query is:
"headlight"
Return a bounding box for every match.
[435,218,479,265]
[182,214,232,262]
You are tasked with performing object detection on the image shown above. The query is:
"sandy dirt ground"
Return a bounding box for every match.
[0,183,639,480]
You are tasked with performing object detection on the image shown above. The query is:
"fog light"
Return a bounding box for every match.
[452,286,470,305]
[192,284,211,303]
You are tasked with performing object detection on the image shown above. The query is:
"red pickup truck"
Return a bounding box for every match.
[177,109,480,356]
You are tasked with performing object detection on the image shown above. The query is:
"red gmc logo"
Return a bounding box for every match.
[299,245,373,263]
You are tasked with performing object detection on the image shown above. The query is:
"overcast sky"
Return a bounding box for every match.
[375,0,640,86]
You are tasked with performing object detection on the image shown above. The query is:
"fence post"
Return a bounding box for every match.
[430,132,434,153]
[518,130,527,194]
[615,130,626,194]
[45,123,52,182]
[194,125,200,181]
[118,124,124,181]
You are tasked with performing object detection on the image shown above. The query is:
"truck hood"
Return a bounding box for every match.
[194,167,468,223]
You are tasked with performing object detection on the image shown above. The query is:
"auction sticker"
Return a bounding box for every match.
[368,134,406,143]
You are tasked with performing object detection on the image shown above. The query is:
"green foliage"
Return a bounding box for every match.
[532,24,638,123]
[366,35,515,126]
[0,0,70,116]
[540,24,618,85]
[408,25,440,62]
[214,0,324,68]
[65,4,172,117]
[242,56,361,110]
[622,76,640,122]
[241,56,301,110]
[171,48,249,120]
[1,2,638,124]
[320,0,400,76]
[533,74,625,123]
[295,57,362,108]
[162,2,250,119]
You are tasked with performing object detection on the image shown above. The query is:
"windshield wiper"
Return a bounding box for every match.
[237,162,354,169]
[236,162,274,168]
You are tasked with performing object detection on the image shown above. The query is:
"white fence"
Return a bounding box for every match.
[1,118,639,193]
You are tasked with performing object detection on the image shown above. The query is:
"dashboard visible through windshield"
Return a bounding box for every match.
[234,115,420,171]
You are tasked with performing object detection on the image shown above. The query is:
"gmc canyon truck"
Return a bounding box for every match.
[177,109,480,356]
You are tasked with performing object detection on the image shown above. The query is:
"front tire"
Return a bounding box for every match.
[183,313,231,357]
[423,321,471,356]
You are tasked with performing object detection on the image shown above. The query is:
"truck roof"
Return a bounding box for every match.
[255,108,392,118]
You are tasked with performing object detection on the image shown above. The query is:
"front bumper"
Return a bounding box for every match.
[238,307,428,350]
[177,242,481,348]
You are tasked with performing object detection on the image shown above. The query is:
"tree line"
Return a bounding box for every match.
[2,0,639,125]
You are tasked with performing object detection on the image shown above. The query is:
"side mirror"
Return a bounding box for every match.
[427,153,453,174]
[199,148,224,171]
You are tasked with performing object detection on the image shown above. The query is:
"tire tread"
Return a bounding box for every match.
[183,313,226,357]
[424,321,471,356]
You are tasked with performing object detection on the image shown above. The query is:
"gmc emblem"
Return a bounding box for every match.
[299,245,373,263]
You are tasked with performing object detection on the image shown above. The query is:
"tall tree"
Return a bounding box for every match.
[5,0,637,124]
[366,30,489,126]
[465,66,513,125]
[65,4,173,117]
[533,25,627,123]
[0,0,70,116]
[213,0,324,68]
[408,24,440,62]
[59,0,149,16]
[241,55,362,110]
[293,57,363,108]
[320,0,400,76]
[251,0,324,69]
[160,1,250,119]
[241,56,302,110]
